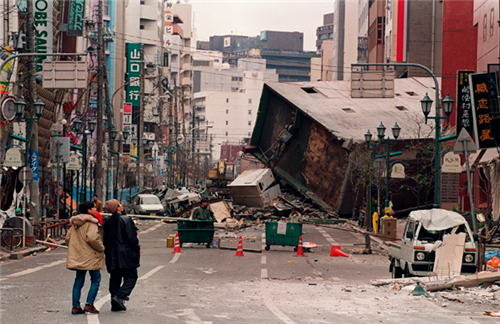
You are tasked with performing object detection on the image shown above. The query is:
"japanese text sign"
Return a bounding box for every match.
[469,72,500,149]
[126,43,142,106]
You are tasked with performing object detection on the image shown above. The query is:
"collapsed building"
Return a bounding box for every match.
[245,74,441,217]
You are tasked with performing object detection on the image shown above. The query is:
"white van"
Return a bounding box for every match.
[133,194,164,216]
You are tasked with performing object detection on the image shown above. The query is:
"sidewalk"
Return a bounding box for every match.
[0,240,64,262]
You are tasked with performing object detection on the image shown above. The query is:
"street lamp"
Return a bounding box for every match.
[364,130,379,229]
[110,128,129,199]
[420,92,454,208]
[73,117,96,202]
[131,135,149,192]
[366,122,401,219]
[15,96,44,247]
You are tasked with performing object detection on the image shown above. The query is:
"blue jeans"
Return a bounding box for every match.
[72,270,101,308]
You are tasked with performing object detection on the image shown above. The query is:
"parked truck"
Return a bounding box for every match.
[388,209,477,278]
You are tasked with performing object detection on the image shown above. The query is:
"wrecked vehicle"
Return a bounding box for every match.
[388,209,477,278]
[227,168,280,208]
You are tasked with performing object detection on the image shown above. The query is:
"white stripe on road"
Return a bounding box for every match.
[138,265,164,281]
[138,222,164,235]
[4,259,66,278]
[170,253,181,263]
[89,265,166,324]
[261,281,296,324]
[261,268,268,279]
[261,255,266,265]
[317,227,337,244]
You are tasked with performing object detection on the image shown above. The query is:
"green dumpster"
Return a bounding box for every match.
[177,220,214,248]
[265,221,302,251]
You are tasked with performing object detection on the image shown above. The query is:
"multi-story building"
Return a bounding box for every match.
[316,13,334,51]
[332,0,359,80]
[384,0,443,77]
[206,31,314,82]
[192,57,278,162]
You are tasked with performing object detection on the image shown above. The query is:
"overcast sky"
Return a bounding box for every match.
[190,0,334,52]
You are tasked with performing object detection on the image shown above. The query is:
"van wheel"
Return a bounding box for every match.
[392,263,403,279]
[404,263,413,278]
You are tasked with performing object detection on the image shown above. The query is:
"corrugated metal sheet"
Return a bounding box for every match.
[265,77,437,142]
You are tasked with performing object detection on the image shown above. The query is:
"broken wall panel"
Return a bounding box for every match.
[302,122,348,209]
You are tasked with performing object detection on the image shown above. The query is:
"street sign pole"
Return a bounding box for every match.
[453,128,477,233]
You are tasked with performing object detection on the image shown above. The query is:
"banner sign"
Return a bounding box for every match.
[126,43,142,107]
[456,71,474,138]
[469,72,500,149]
[67,0,85,37]
[30,151,39,182]
[34,0,54,72]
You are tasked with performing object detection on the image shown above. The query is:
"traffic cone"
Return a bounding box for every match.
[330,245,348,258]
[234,236,245,256]
[294,236,307,257]
[172,233,183,253]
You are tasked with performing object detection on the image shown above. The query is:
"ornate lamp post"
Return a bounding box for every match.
[14,96,44,247]
[420,93,454,208]
[73,117,96,202]
[110,128,129,200]
[131,135,149,192]
[366,122,401,221]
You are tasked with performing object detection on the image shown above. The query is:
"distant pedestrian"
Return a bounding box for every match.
[66,201,105,315]
[103,199,140,312]
[94,195,103,212]
[192,198,215,221]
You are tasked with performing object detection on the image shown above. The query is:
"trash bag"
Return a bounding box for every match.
[487,256,500,269]
[485,250,500,262]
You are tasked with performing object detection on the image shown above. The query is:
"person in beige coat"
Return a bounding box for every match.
[66,201,105,315]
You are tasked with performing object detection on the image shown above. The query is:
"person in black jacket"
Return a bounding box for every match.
[103,199,140,312]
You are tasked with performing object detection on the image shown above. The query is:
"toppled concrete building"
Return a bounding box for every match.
[246,75,436,216]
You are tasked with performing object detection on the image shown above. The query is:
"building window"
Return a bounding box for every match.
[222,149,226,155]
[491,9,495,36]
[248,99,252,104]
[226,120,228,125]
[484,14,487,41]
[226,98,229,103]
[248,132,251,136]
[226,132,228,136]
[248,109,251,115]
[226,109,228,114]
[140,24,145,30]
[248,121,251,126]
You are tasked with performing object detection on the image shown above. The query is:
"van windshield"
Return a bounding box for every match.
[142,196,160,204]
[417,224,471,242]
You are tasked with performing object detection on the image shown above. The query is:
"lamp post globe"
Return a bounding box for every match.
[123,128,130,141]
[420,93,433,119]
[15,97,26,117]
[377,122,386,141]
[392,122,401,140]
[111,128,118,140]
[442,93,455,117]
[88,119,96,133]
[73,118,82,132]
[33,99,45,118]
[131,136,138,146]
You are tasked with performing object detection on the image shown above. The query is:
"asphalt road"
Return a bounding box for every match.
[0,220,498,323]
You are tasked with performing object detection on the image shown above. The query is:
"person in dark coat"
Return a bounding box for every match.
[192,199,215,221]
[103,199,140,312]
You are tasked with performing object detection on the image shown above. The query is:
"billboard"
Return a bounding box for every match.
[391,0,407,62]
[469,72,500,149]
[456,71,474,138]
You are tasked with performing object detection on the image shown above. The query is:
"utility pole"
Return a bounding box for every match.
[27,0,40,225]
[95,0,105,199]
[158,0,165,186]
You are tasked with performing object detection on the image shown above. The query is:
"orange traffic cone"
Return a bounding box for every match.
[294,236,307,257]
[172,233,183,253]
[330,245,348,257]
[234,236,245,256]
